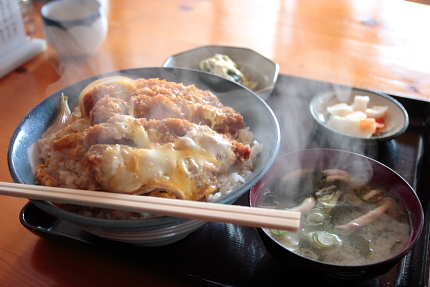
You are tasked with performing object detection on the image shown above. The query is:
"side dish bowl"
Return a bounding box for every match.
[163,45,279,101]
[8,67,280,247]
[250,149,423,280]
[310,88,409,146]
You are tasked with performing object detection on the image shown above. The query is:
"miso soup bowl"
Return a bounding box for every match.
[250,149,423,280]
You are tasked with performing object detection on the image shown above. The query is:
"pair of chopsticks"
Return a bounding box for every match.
[0,182,301,231]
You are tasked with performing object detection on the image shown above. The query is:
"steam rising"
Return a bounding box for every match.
[45,50,117,97]
[44,49,380,173]
[268,50,380,159]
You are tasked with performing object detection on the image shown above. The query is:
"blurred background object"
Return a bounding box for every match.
[0,0,46,78]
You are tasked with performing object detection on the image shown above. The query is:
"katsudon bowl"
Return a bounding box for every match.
[250,149,423,280]
[8,67,280,247]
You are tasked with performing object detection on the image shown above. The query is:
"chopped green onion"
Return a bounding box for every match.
[227,69,242,83]
[269,229,289,237]
[359,189,386,203]
[311,231,341,249]
[318,191,342,213]
[306,209,329,225]
[316,189,336,201]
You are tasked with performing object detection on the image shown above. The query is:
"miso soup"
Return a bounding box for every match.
[263,168,411,266]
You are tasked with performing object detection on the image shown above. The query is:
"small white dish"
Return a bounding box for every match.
[310,88,409,143]
[163,45,279,101]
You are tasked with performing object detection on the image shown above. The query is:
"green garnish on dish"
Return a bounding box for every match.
[198,54,257,90]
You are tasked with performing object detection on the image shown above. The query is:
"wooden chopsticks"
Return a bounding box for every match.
[0,182,301,231]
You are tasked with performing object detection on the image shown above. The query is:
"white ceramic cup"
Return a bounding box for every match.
[41,0,108,59]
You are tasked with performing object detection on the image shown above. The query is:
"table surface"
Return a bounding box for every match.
[1,0,430,286]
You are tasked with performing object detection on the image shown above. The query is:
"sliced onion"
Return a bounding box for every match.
[299,248,319,260]
[43,93,71,138]
[79,76,137,117]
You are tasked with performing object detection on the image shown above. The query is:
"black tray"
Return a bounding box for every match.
[20,74,430,287]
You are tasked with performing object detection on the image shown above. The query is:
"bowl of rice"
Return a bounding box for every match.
[250,149,423,280]
[8,67,280,247]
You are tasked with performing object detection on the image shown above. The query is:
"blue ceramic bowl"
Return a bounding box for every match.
[8,67,280,246]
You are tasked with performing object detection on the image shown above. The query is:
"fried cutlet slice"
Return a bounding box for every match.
[85,115,250,165]
[85,116,250,200]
